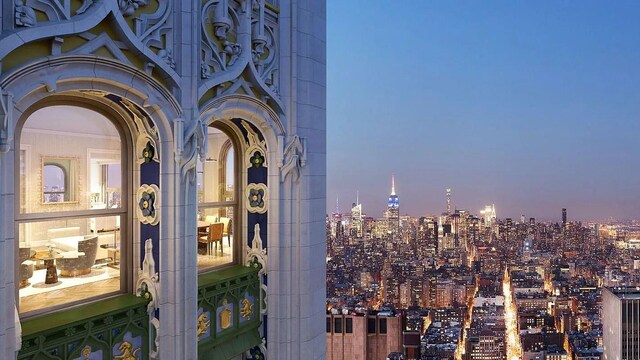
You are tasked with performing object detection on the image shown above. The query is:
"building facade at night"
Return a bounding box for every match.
[603,287,640,360]
[326,313,402,360]
[387,176,399,238]
[0,0,326,359]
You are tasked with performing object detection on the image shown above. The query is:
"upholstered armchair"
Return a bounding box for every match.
[56,235,99,277]
[19,246,35,288]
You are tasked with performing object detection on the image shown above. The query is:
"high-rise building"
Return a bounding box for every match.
[562,208,567,226]
[465,329,506,360]
[351,196,363,239]
[387,176,400,238]
[602,287,640,360]
[480,204,497,228]
[326,313,403,360]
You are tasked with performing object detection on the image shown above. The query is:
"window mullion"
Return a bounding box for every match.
[16,208,127,222]
[198,201,237,208]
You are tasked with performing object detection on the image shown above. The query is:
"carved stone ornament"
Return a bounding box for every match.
[136,184,160,225]
[246,339,267,360]
[136,135,160,164]
[119,0,149,17]
[157,49,176,69]
[0,87,14,154]
[76,0,95,15]
[246,223,267,274]
[279,135,306,183]
[246,183,268,214]
[246,147,267,169]
[245,224,268,316]
[135,239,160,359]
[14,0,37,27]
[213,0,232,40]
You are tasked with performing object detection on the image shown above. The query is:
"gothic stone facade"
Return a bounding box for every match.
[0,0,326,358]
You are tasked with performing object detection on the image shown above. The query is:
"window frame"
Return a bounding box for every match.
[14,99,133,318]
[196,123,243,272]
[42,163,68,202]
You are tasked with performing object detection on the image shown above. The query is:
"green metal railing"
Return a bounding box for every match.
[19,295,150,360]
[197,265,262,360]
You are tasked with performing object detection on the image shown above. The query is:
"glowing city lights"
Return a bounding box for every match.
[503,268,522,360]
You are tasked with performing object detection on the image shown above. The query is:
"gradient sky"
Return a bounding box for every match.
[327,1,640,221]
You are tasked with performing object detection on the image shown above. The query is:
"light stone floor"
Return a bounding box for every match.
[19,237,235,313]
[197,237,233,270]
[19,266,120,314]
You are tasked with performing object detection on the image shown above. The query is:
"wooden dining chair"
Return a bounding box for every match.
[219,217,231,247]
[199,223,224,256]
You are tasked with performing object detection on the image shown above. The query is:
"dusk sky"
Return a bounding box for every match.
[327,1,640,221]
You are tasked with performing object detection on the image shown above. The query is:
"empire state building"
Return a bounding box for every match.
[387,175,400,237]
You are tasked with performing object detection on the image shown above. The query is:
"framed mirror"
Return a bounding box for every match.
[41,157,79,204]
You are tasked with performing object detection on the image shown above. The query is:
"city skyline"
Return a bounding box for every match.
[327,1,640,220]
[331,176,630,223]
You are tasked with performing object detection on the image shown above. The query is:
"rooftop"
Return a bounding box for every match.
[606,287,640,299]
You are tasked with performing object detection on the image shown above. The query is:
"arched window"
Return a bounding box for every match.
[16,105,128,316]
[196,125,238,270]
[42,163,67,203]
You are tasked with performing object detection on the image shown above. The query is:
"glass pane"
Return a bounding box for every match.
[21,105,121,213]
[18,216,122,314]
[198,126,234,204]
[43,164,67,202]
[334,318,343,334]
[197,206,234,270]
[20,149,27,213]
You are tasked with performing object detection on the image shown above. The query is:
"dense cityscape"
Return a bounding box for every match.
[326,177,640,360]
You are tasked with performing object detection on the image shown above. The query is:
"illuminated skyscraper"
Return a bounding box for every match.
[562,208,567,226]
[351,192,363,238]
[387,175,400,238]
[480,204,497,227]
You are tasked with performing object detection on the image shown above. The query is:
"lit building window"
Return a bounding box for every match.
[197,126,237,270]
[17,105,126,316]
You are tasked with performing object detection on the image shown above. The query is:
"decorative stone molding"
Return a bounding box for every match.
[280,135,306,183]
[246,224,267,273]
[119,0,148,17]
[248,340,267,360]
[246,147,267,169]
[136,239,160,359]
[157,49,176,69]
[212,0,232,40]
[198,0,283,113]
[246,183,268,214]
[0,87,14,154]
[175,117,207,185]
[14,1,37,27]
[76,0,95,15]
[14,305,21,352]
[245,224,267,316]
[136,184,160,225]
[137,137,159,164]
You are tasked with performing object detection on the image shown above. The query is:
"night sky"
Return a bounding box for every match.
[327,1,640,221]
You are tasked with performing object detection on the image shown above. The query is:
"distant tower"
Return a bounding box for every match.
[446,188,452,214]
[351,192,363,238]
[562,208,567,226]
[387,175,400,238]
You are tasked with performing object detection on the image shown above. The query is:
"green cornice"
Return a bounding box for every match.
[21,294,147,337]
